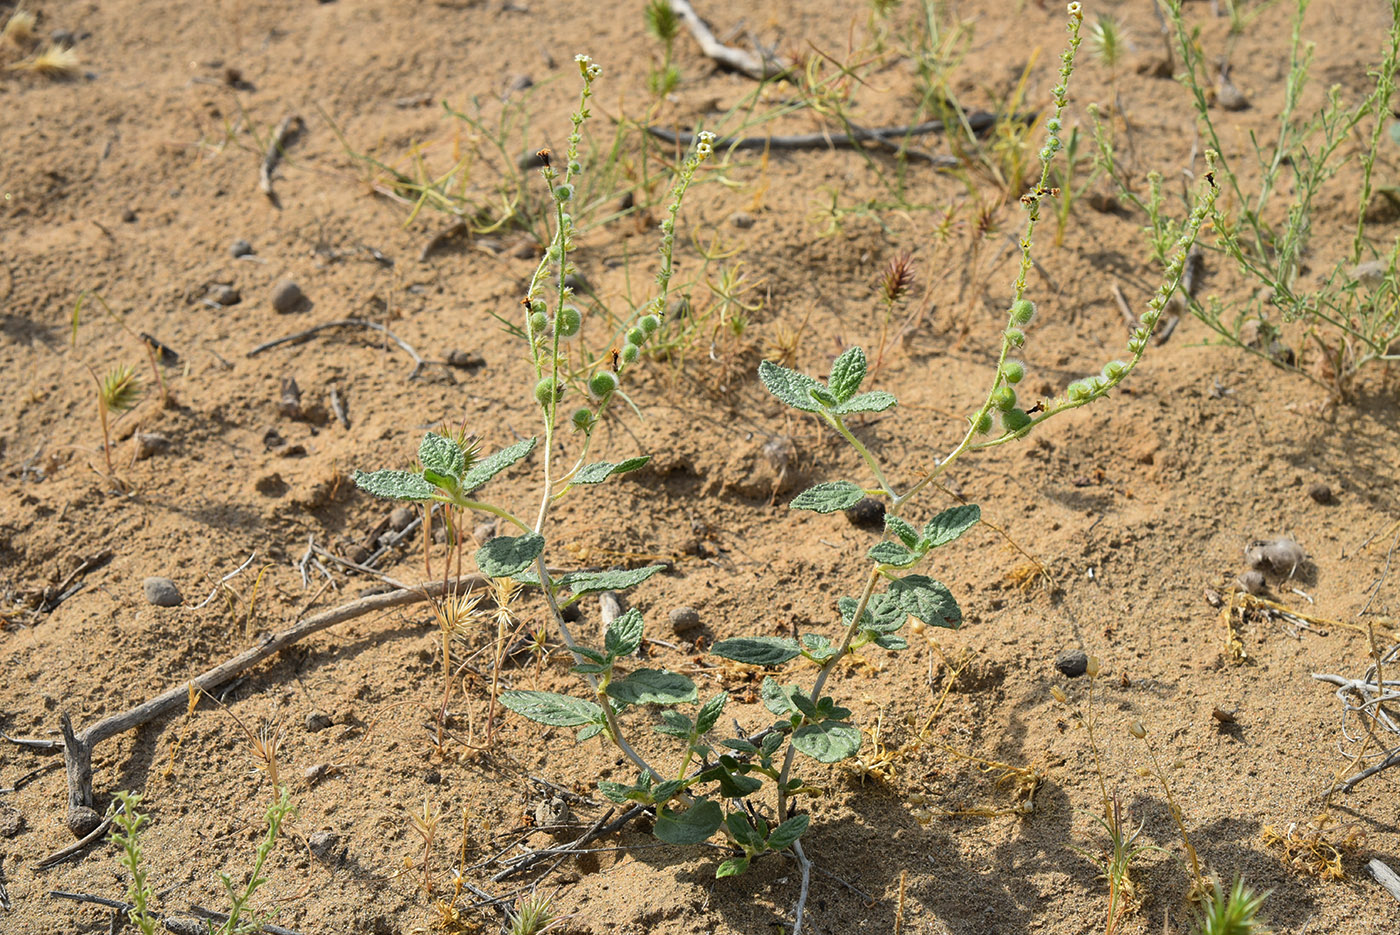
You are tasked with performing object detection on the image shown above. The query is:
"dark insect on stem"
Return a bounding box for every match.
[536,148,552,167]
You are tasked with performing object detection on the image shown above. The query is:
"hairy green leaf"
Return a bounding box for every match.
[923,503,981,548]
[791,721,862,763]
[884,515,921,549]
[606,669,698,706]
[564,565,666,596]
[830,390,897,414]
[352,469,436,502]
[889,575,962,628]
[695,692,728,735]
[716,856,750,878]
[710,636,801,667]
[461,436,537,493]
[761,677,801,716]
[766,814,810,851]
[868,540,921,568]
[722,738,759,754]
[654,709,694,738]
[799,633,839,663]
[604,607,645,658]
[711,766,763,798]
[827,347,867,403]
[597,781,633,803]
[417,433,465,482]
[873,633,908,650]
[654,798,724,845]
[789,480,866,513]
[499,690,602,727]
[576,723,603,741]
[573,456,651,485]
[475,533,545,577]
[757,360,823,413]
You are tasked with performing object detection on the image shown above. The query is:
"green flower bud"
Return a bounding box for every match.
[1002,407,1033,432]
[991,386,1017,412]
[531,300,548,316]
[621,342,640,364]
[1005,327,1026,348]
[556,305,582,337]
[589,371,618,398]
[534,377,563,407]
[553,183,575,203]
[569,407,593,432]
[1003,360,1026,384]
[1102,360,1127,382]
[529,311,548,334]
[626,326,645,346]
[639,314,661,335]
[1066,380,1092,402]
[973,411,993,434]
[1010,299,1037,326]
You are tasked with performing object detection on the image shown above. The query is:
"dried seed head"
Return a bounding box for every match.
[1051,685,1068,704]
[880,251,916,304]
[1127,719,1146,739]
[1085,655,1100,678]
[1245,536,1305,577]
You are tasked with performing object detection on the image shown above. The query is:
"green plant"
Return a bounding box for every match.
[110,791,159,935]
[1094,0,1400,398]
[1129,718,1206,898]
[1072,793,1165,935]
[215,788,294,935]
[96,364,142,475]
[644,0,682,98]
[351,19,1218,925]
[507,889,567,935]
[1194,877,1271,935]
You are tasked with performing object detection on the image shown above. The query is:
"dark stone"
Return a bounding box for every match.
[389,507,415,532]
[143,576,183,607]
[67,805,102,838]
[212,284,241,306]
[1307,482,1333,504]
[730,211,756,229]
[844,497,886,530]
[669,606,701,634]
[305,712,333,732]
[307,830,336,858]
[1055,649,1089,678]
[230,239,254,258]
[447,349,485,370]
[271,279,306,314]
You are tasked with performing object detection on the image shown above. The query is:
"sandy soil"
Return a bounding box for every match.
[2,0,1399,933]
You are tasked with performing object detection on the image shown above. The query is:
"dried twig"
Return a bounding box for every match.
[648,111,1002,158]
[1313,644,1400,792]
[259,114,305,202]
[1370,858,1400,905]
[33,577,483,837]
[246,318,438,380]
[35,801,123,869]
[667,0,786,79]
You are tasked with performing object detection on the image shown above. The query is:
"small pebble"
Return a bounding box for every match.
[271,279,306,314]
[424,769,441,785]
[1236,569,1266,595]
[307,830,336,858]
[561,603,582,623]
[230,239,254,258]
[67,806,102,839]
[211,284,241,306]
[730,211,756,229]
[669,606,701,634]
[347,545,370,564]
[1307,482,1333,504]
[389,507,416,532]
[844,497,886,530]
[447,349,485,370]
[1055,649,1089,678]
[0,803,24,838]
[133,432,171,460]
[143,576,183,607]
[305,712,333,732]
[505,73,534,94]
[121,208,137,223]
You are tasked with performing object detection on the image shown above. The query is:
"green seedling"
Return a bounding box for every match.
[1071,793,1164,935]
[644,0,682,98]
[110,791,159,935]
[507,889,568,935]
[95,364,142,476]
[1194,877,1271,935]
[352,17,1219,925]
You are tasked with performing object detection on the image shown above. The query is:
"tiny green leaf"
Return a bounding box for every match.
[417,433,466,482]
[716,856,750,878]
[598,781,633,803]
[791,721,862,762]
[726,812,764,849]
[573,456,651,485]
[606,669,698,706]
[576,723,603,741]
[654,710,694,738]
[695,692,728,735]
[923,503,981,548]
[766,814,810,851]
[761,677,801,716]
[710,636,801,667]
[722,738,759,754]
[889,575,962,628]
[604,607,645,658]
[884,515,922,549]
[830,390,897,414]
[654,798,724,845]
[757,360,823,413]
[499,690,602,727]
[799,633,839,663]
[711,766,763,798]
[475,533,546,577]
[564,565,666,597]
[868,540,921,568]
[461,437,537,493]
[808,385,838,408]
[827,346,868,402]
[352,469,436,502]
[790,481,866,513]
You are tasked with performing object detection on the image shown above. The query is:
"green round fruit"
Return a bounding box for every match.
[1002,407,1032,432]
[1010,299,1036,326]
[556,305,582,337]
[621,342,640,364]
[570,407,593,431]
[1004,327,1026,348]
[534,377,563,407]
[639,314,661,335]
[991,386,1017,412]
[529,311,548,334]
[1003,360,1026,384]
[1066,380,1092,402]
[973,411,993,434]
[589,371,619,398]
[626,327,645,346]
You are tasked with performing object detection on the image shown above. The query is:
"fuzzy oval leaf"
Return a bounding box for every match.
[789,481,866,514]
[868,540,921,568]
[461,437,537,493]
[884,515,921,549]
[761,677,800,716]
[418,433,465,482]
[654,798,724,845]
[565,565,666,596]
[695,692,728,735]
[831,390,897,414]
[791,721,862,763]
[889,575,962,628]
[710,636,801,667]
[766,814,810,851]
[799,633,838,663]
[573,456,651,485]
[352,469,437,502]
[827,347,868,402]
[499,690,602,727]
[758,361,822,413]
[716,856,750,878]
[475,533,546,577]
[606,669,698,706]
[604,607,645,658]
[923,503,981,548]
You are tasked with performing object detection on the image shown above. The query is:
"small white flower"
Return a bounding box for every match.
[1068,1,1082,15]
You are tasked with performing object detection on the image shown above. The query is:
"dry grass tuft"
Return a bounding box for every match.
[1,7,37,46]
[9,43,79,78]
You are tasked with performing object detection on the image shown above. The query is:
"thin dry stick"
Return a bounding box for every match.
[34,801,124,869]
[41,576,485,839]
[648,112,1002,155]
[259,114,304,201]
[246,318,435,379]
[667,0,786,79]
